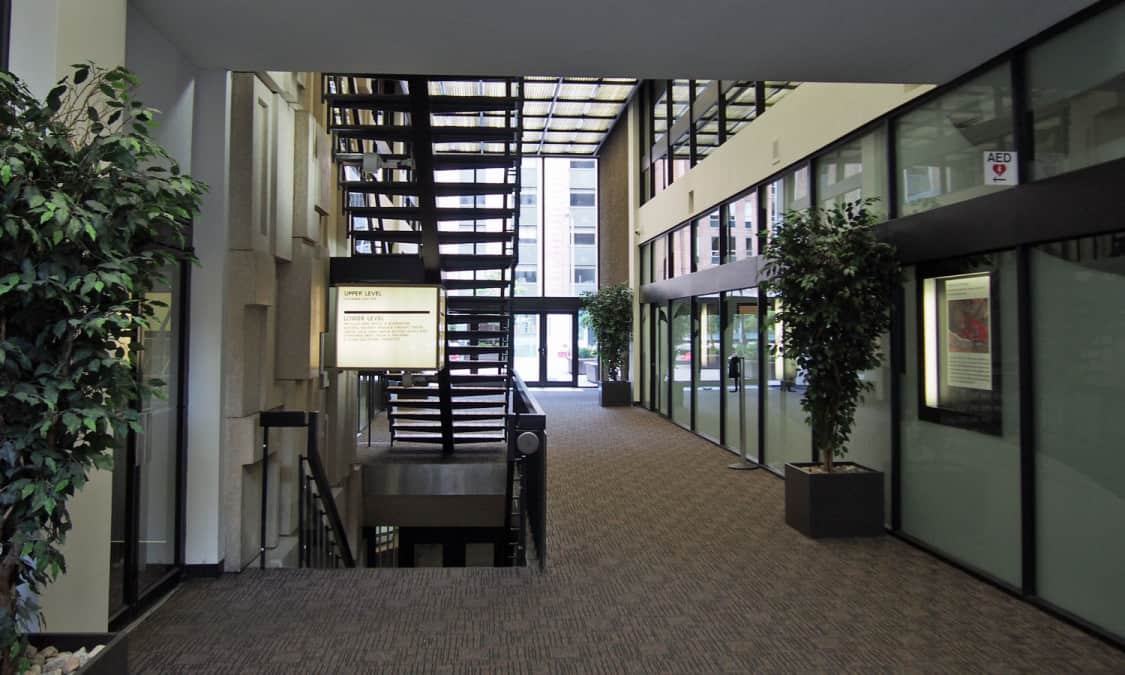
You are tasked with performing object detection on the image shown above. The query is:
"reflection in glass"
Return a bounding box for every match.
[723,290,759,457]
[640,305,650,408]
[816,127,888,218]
[1032,233,1125,637]
[895,65,1014,216]
[653,235,668,282]
[136,264,181,596]
[766,167,811,240]
[726,191,758,263]
[513,314,540,381]
[694,295,722,441]
[656,305,669,415]
[695,210,721,272]
[670,299,692,428]
[671,226,692,277]
[764,296,812,472]
[1027,3,1125,180]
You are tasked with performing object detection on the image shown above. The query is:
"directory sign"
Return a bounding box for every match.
[335,285,445,369]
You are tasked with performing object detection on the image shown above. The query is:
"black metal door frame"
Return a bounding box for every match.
[518,310,580,387]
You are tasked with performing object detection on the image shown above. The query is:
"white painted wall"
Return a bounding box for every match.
[187,69,232,565]
[126,3,196,167]
[8,0,60,99]
[8,0,128,634]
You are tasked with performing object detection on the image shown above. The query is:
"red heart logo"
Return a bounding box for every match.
[993,164,1007,176]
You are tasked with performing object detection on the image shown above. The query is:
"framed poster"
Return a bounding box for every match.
[918,263,1002,435]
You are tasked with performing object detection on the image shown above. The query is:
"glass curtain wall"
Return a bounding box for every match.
[517,157,598,297]
[1026,2,1125,180]
[895,65,1014,217]
[670,298,692,428]
[723,290,759,458]
[1032,233,1125,638]
[694,294,722,441]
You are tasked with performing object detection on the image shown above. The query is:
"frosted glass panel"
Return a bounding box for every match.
[1032,238,1125,639]
[764,297,811,471]
[846,332,893,525]
[901,256,1021,586]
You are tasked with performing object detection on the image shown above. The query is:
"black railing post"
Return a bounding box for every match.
[260,425,269,570]
[297,458,306,568]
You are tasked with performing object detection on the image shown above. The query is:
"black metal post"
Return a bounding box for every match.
[1017,245,1036,596]
[259,426,268,570]
[297,458,305,568]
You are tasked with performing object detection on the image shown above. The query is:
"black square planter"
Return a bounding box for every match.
[27,632,128,675]
[784,462,884,538]
[599,381,631,407]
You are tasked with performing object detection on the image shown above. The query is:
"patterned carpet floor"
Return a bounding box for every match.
[128,389,1125,673]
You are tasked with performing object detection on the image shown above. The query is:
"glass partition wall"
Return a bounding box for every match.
[634,2,1125,645]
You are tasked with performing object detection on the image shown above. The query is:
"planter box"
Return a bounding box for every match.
[599,381,630,407]
[784,462,884,538]
[27,632,127,675]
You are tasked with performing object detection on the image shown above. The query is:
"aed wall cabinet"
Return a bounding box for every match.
[332,285,446,370]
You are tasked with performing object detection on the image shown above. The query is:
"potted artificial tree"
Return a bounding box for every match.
[762,199,900,538]
[580,282,633,406]
[0,66,204,674]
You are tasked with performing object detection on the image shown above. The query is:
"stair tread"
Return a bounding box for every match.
[391,399,507,409]
[346,206,515,221]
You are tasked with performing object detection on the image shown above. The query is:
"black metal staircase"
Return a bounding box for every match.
[325,75,523,454]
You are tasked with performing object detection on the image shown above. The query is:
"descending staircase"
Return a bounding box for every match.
[325,75,524,453]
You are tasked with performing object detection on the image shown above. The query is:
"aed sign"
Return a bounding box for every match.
[983,151,1018,186]
[335,285,445,370]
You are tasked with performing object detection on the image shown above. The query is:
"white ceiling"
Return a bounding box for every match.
[131,0,1095,84]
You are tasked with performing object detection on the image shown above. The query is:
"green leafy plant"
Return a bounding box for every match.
[762,199,900,472]
[580,283,633,382]
[0,65,204,674]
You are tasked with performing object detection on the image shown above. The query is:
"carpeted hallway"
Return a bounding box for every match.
[128,389,1125,673]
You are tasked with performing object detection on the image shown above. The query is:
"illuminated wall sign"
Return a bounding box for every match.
[335,285,445,369]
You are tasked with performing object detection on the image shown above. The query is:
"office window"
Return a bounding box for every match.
[816,126,889,219]
[570,191,596,207]
[895,65,1014,216]
[641,243,652,285]
[573,233,596,246]
[1027,3,1125,180]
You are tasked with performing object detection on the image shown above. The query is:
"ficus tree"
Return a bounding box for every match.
[0,65,204,674]
[761,199,900,472]
[580,282,633,382]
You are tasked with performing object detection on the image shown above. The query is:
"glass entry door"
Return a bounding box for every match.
[513,312,578,386]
